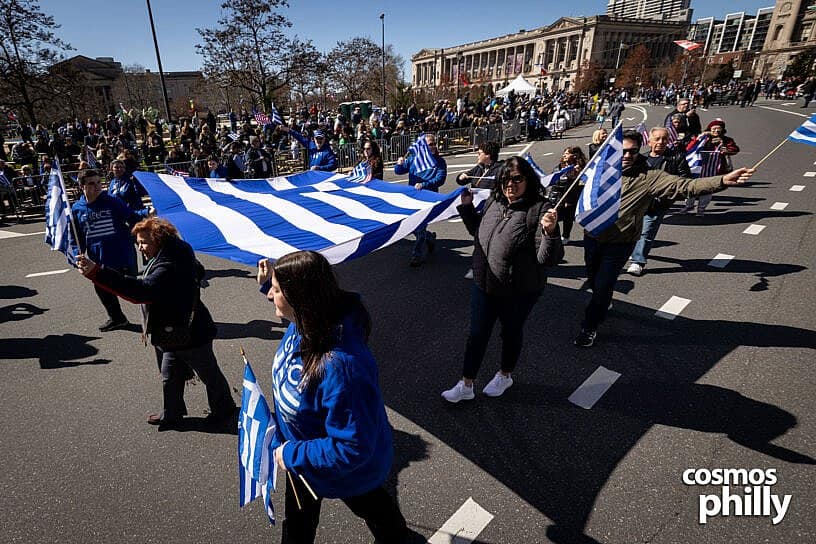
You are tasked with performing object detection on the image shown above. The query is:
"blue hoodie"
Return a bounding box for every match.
[108,175,149,215]
[71,192,142,270]
[262,290,393,499]
[290,129,338,171]
[393,152,447,191]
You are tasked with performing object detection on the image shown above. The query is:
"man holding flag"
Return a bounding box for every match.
[279,126,337,172]
[574,127,755,348]
[394,133,447,267]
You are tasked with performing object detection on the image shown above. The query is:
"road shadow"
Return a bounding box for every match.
[204,267,254,281]
[157,415,239,435]
[217,319,285,340]
[333,242,815,543]
[663,209,811,227]
[0,333,110,369]
[645,255,806,291]
[0,285,37,299]
[0,302,47,323]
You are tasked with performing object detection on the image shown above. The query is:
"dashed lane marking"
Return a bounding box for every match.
[708,253,734,269]
[757,105,808,118]
[26,269,70,278]
[427,497,494,544]
[790,185,806,192]
[804,172,816,177]
[770,202,789,210]
[0,230,46,240]
[655,296,691,320]
[568,366,621,410]
[448,217,463,223]
[625,117,635,120]
[743,224,766,235]
[782,102,798,106]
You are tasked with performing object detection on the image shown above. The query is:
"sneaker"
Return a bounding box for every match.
[482,372,513,397]
[99,318,129,332]
[464,268,474,279]
[441,380,475,403]
[574,328,597,348]
[627,262,644,276]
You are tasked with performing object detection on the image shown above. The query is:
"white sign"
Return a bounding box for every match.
[733,70,743,78]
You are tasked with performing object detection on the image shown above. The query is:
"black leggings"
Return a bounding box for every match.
[281,475,407,544]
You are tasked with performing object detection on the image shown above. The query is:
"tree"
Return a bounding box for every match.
[326,37,405,104]
[615,44,651,90]
[0,0,72,125]
[574,61,604,94]
[784,47,816,78]
[195,0,317,110]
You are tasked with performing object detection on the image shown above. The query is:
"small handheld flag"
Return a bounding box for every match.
[269,105,284,126]
[575,123,624,236]
[635,122,650,148]
[685,134,709,177]
[673,40,702,51]
[44,161,79,260]
[85,146,98,168]
[407,134,436,177]
[787,114,816,147]
[700,148,721,177]
[542,163,576,189]
[347,161,372,183]
[253,108,271,127]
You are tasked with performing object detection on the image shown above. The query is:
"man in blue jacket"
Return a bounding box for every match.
[279,127,337,172]
[72,169,145,331]
[394,133,447,266]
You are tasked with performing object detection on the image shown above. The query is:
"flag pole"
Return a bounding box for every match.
[751,138,788,170]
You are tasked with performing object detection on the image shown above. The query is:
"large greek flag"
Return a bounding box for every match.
[787,114,816,147]
[575,123,623,236]
[44,161,76,259]
[133,170,468,266]
[239,356,277,524]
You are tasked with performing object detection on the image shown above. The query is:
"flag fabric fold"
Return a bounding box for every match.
[347,161,372,183]
[44,161,76,261]
[575,123,624,236]
[685,134,709,177]
[133,169,468,266]
[700,148,721,177]
[673,40,702,51]
[635,122,650,148]
[406,134,436,177]
[787,114,816,147]
[540,163,576,189]
[238,356,278,524]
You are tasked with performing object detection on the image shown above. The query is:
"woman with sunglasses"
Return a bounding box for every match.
[442,157,563,402]
[357,140,384,181]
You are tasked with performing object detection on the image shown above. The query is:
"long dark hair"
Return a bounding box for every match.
[491,156,544,205]
[272,250,371,388]
[361,139,382,171]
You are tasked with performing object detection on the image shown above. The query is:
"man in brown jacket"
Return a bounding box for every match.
[574,130,756,348]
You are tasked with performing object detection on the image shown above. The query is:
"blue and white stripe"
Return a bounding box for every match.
[238,358,277,524]
[269,105,284,126]
[787,114,816,147]
[575,123,623,236]
[133,170,468,266]
[685,134,709,177]
[44,162,74,258]
[85,146,98,168]
[407,134,435,176]
[347,161,372,183]
[541,163,576,189]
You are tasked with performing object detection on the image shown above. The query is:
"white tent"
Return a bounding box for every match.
[495,75,537,97]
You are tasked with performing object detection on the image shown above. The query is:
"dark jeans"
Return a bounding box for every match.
[281,476,407,544]
[411,225,435,259]
[462,284,540,380]
[630,209,666,265]
[582,236,636,331]
[154,341,235,420]
[94,282,126,322]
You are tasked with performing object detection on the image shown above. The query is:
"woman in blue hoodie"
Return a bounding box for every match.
[257,251,407,543]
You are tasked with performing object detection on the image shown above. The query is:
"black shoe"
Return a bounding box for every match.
[147,413,182,427]
[426,236,436,254]
[408,256,423,267]
[205,406,238,426]
[574,328,597,348]
[99,318,129,332]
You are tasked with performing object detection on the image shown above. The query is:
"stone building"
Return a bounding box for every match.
[411,15,689,96]
[754,0,816,78]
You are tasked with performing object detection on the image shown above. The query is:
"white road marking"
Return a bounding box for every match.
[743,224,766,235]
[448,217,463,223]
[499,151,523,156]
[708,253,734,268]
[541,152,554,156]
[519,142,533,156]
[664,106,672,109]
[0,230,46,240]
[625,117,635,120]
[782,102,798,106]
[655,296,691,320]
[507,143,528,148]
[757,105,809,118]
[568,366,621,410]
[26,269,70,278]
[770,202,789,210]
[630,105,648,122]
[790,185,806,192]
[804,172,816,177]
[427,497,494,544]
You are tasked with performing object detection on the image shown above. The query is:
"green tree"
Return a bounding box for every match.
[195,0,317,110]
[0,0,72,125]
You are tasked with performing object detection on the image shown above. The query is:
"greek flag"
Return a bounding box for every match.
[44,161,76,259]
[239,356,277,524]
[524,153,547,186]
[787,114,816,147]
[85,146,98,168]
[685,134,709,177]
[133,169,468,266]
[575,123,623,236]
[541,163,576,189]
[269,105,284,126]
[347,161,372,183]
[407,134,435,177]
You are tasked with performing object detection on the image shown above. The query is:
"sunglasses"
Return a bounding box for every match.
[621,148,640,156]
[504,175,526,185]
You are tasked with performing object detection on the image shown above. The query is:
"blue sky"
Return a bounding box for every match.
[41,0,773,75]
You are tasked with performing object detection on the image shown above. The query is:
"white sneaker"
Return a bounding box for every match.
[627,262,644,276]
[464,268,474,279]
[561,236,570,244]
[442,380,475,403]
[482,372,513,397]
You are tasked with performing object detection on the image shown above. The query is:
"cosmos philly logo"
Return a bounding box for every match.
[683,468,791,525]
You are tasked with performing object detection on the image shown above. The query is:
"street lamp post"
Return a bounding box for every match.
[380,13,386,110]
[456,53,464,99]
[146,0,172,123]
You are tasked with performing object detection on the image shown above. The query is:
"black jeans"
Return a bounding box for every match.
[462,284,540,380]
[154,341,235,420]
[94,282,126,322]
[582,236,636,331]
[281,475,407,544]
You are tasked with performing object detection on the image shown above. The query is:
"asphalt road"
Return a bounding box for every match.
[1,99,814,544]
